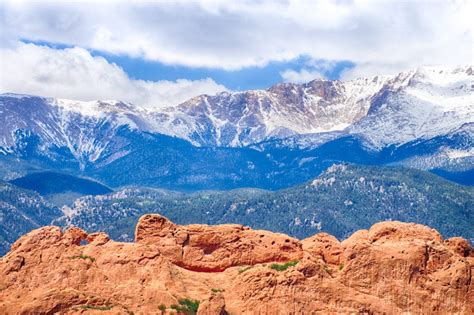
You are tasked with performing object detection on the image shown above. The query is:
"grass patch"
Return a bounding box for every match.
[324,264,332,275]
[69,255,95,262]
[211,288,224,293]
[339,263,344,270]
[238,266,253,274]
[170,298,200,315]
[76,305,113,311]
[269,260,299,271]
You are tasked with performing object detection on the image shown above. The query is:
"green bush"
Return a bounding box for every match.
[170,298,200,315]
[269,260,299,271]
[158,304,166,313]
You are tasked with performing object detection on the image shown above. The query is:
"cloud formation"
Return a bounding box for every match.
[280,69,324,84]
[0,42,227,108]
[0,0,472,106]
[280,59,341,83]
[2,0,472,76]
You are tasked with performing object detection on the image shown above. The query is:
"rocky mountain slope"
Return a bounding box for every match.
[157,66,473,148]
[1,164,472,256]
[55,164,474,244]
[0,66,472,189]
[0,94,154,170]
[154,75,390,147]
[1,66,471,151]
[348,66,473,149]
[1,215,472,314]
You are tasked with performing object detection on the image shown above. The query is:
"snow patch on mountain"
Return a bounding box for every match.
[0,94,153,168]
[151,74,392,146]
[1,65,472,162]
[349,66,473,149]
[445,148,474,159]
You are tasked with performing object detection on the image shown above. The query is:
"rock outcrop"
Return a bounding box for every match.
[1,215,473,314]
[135,214,303,272]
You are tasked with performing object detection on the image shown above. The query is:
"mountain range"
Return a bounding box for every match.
[0,180,62,254]
[0,65,473,255]
[0,65,472,189]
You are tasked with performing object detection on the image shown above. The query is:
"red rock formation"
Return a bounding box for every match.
[0,215,472,314]
[135,214,303,272]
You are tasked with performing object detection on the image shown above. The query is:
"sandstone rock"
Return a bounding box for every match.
[302,233,343,265]
[0,218,472,314]
[86,232,110,246]
[445,237,474,257]
[197,293,226,315]
[63,227,89,246]
[367,221,443,243]
[135,214,303,271]
[9,226,62,252]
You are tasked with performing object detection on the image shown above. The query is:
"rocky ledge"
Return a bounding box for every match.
[1,214,473,314]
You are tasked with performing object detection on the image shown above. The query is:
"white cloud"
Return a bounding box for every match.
[340,62,413,80]
[0,42,227,108]
[1,0,471,74]
[281,59,339,82]
[280,69,324,83]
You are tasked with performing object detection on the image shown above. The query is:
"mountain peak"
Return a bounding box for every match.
[1,65,471,164]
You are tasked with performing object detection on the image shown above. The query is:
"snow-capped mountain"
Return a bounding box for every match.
[0,65,472,188]
[152,65,472,148]
[0,95,155,168]
[1,66,471,152]
[152,75,390,146]
[348,66,474,149]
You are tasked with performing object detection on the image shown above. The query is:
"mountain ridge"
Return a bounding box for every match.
[1,65,471,149]
[0,65,472,188]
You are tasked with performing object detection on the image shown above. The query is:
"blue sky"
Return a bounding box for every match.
[1,1,471,108]
[96,53,354,91]
[23,39,354,91]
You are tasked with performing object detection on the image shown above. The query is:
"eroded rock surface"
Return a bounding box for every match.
[135,214,303,271]
[1,215,472,314]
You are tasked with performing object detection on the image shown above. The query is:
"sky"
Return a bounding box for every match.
[0,0,472,109]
